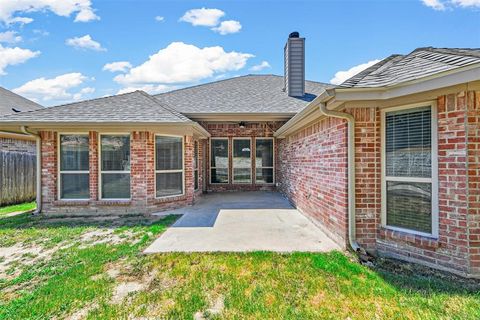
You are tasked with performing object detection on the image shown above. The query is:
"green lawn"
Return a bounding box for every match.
[0,213,478,320]
[0,202,36,216]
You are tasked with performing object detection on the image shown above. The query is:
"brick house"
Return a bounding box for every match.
[0,33,478,278]
[0,87,42,205]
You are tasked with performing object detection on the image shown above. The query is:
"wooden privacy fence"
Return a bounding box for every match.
[0,150,36,206]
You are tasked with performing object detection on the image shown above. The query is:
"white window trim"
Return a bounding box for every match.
[210,137,230,184]
[99,133,131,200]
[254,137,275,185]
[154,134,185,199]
[232,137,252,184]
[194,141,199,191]
[380,101,439,238]
[57,132,90,201]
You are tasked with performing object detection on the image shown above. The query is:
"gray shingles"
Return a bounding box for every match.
[154,74,332,114]
[0,91,191,123]
[0,87,42,116]
[340,47,480,88]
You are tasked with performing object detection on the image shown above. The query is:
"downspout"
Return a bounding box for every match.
[318,103,360,251]
[20,126,42,214]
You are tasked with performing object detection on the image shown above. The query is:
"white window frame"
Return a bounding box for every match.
[254,137,275,185]
[380,101,439,238]
[99,133,131,200]
[57,132,90,201]
[194,140,199,191]
[232,137,252,184]
[210,137,230,184]
[154,134,185,199]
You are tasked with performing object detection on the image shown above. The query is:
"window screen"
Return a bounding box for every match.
[156,136,183,197]
[211,139,229,183]
[255,138,274,184]
[101,135,130,199]
[233,139,251,183]
[385,106,433,234]
[59,135,89,199]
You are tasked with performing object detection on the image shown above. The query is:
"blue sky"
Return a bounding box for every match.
[0,0,479,106]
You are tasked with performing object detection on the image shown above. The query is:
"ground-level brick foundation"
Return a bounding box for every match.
[278,89,480,278]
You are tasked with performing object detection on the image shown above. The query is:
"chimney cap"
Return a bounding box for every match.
[289,31,300,38]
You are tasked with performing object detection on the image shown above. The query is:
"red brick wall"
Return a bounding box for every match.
[468,91,480,276]
[39,130,202,216]
[202,121,284,192]
[278,90,478,278]
[277,117,349,247]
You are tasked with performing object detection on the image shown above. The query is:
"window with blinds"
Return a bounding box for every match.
[384,105,436,235]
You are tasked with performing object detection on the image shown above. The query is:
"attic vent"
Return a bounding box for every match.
[284,31,305,97]
[12,107,21,113]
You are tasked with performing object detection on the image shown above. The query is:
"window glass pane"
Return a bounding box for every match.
[256,168,273,184]
[194,141,199,170]
[233,139,251,168]
[61,173,89,199]
[101,135,130,171]
[60,135,89,171]
[234,168,251,183]
[156,172,183,197]
[156,136,182,170]
[255,139,273,168]
[386,107,431,177]
[386,181,432,233]
[102,173,130,199]
[211,139,228,168]
[194,170,199,190]
[211,168,228,183]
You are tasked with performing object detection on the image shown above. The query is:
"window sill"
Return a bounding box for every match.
[54,200,90,206]
[96,200,131,206]
[153,194,187,203]
[379,227,440,249]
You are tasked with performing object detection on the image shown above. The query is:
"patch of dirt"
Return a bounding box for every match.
[66,302,99,320]
[373,257,480,291]
[110,269,157,304]
[194,296,225,320]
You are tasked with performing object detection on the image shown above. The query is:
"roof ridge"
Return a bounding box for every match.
[339,54,403,87]
[2,90,142,117]
[136,90,192,122]
[155,74,330,96]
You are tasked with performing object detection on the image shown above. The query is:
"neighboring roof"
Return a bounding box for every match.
[340,47,480,88]
[0,87,42,115]
[0,91,191,124]
[154,74,332,114]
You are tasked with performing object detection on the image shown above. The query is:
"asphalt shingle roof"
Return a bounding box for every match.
[0,87,42,116]
[154,74,332,114]
[340,47,480,88]
[0,90,191,123]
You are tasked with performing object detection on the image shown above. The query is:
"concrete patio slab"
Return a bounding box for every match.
[144,192,340,253]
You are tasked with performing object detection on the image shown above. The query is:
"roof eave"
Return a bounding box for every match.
[334,63,480,100]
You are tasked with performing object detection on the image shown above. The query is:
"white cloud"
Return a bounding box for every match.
[155,16,165,22]
[250,61,271,71]
[421,0,480,9]
[72,86,95,100]
[103,61,132,72]
[66,35,106,51]
[0,0,99,25]
[117,84,175,95]
[211,20,242,35]
[0,44,40,75]
[330,59,381,85]
[0,31,22,44]
[422,0,446,9]
[180,8,225,27]
[114,42,253,85]
[13,72,89,102]
[451,0,480,7]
